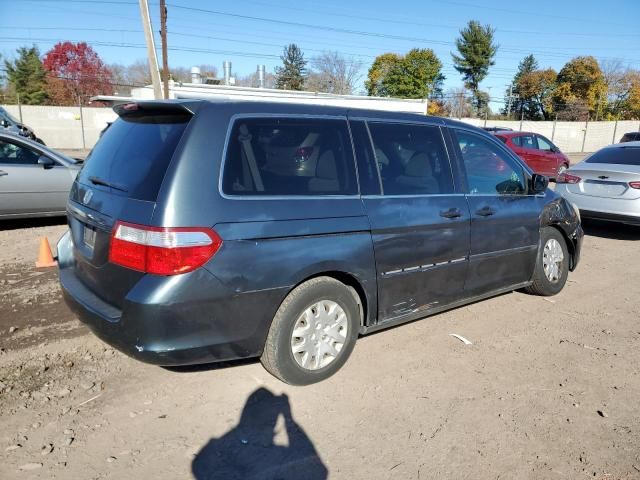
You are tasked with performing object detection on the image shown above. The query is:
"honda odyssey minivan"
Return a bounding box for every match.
[58,100,583,385]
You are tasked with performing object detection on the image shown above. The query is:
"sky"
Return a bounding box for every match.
[1,0,639,110]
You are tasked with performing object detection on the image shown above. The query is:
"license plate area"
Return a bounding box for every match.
[583,180,626,197]
[83,225,96,250]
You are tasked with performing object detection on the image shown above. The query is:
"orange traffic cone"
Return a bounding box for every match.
[35,237,57,268]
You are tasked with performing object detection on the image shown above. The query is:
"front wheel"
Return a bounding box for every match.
[261,277,360,385]
[525,227,569,296]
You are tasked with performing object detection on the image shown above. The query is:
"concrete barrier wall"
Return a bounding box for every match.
[2,105,117,149]
[2,104,639,152]
[460,118,640,152]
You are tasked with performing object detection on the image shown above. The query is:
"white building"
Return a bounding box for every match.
[92,67,427,115]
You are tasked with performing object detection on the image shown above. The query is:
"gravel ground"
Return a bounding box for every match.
[2,163,640,479]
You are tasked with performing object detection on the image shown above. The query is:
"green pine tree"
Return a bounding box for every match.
[451,21,498,114]
[505,54,539,119]
[275,44,307,91]
[5,46,48,104]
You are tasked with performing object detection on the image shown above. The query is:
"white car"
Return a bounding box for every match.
[555,142,640,226]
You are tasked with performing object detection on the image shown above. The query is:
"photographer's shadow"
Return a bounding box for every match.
[192,387,328,480]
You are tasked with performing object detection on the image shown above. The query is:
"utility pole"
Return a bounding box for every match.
[138,0,162,99]
[160,0,169,99]
[506,84,513,118]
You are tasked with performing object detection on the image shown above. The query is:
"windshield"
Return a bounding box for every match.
[586,146,640,166]
[78,113,190,201]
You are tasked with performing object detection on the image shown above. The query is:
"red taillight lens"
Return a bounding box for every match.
[557,172,581,184]
[108,222,222,275]
[629,181,640,189]
[294,146,314,162]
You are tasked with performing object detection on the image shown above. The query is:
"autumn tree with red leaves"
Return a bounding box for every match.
[42,42,111,105]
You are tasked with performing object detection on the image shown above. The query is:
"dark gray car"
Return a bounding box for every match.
[58,100,583,385]
[0,132,81,219]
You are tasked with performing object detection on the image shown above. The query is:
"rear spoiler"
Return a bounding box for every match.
[113,101,195,118]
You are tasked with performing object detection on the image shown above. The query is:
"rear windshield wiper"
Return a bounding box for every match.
[89,176,129,192]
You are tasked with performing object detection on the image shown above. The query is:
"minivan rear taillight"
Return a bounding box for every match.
[629,181,640,189]
[109,222,222,275]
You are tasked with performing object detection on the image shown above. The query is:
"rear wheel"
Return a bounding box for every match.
[261,277,360,385]
[525,227,569,296]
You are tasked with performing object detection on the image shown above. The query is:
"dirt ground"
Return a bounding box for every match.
[1,201,640,479]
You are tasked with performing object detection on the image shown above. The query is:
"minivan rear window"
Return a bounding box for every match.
[585,146,640,165]
[78,113,190,201]
[222,118,357,196]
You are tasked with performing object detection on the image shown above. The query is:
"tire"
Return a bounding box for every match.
[261,276,360,386]
[525,227,570,296]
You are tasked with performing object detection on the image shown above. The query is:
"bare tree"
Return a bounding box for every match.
[306,51,363,95]
[442,87,474,118]
[125,59,152,86]
[236,70,277,88]
[600,59,635,118]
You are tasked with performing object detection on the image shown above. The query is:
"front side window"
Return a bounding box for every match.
[222,118,357,196]
[514,134,536,149]
[0,140,39,165]
[454,130,526,195]
[367,122,453,195]
[536,135,553,151]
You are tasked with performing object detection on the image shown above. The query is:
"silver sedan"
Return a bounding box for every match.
[555,142,640,226]
[0,132,81,220]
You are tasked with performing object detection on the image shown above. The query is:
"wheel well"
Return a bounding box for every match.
[547,224,575,270]
[298,271,368,326]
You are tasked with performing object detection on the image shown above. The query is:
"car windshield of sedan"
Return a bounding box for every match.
[586,146,640,165]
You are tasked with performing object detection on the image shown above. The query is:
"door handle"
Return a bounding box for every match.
[0,170,8,177]
[475,206,496,217]
[439,208,462,219]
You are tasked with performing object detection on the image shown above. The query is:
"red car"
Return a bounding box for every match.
[492,131,570,179]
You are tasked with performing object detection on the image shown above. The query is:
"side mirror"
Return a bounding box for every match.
[531,173,549,194]
[37,155,55,169]
[0,119,9,128]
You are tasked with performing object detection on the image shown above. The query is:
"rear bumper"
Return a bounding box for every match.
[556,185,640,224]
[580,210,640,226]
[58,233,284,366]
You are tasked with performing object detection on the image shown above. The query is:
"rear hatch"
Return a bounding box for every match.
[566,146,640,200]
[66,102,193,308]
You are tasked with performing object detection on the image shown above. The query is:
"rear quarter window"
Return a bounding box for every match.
[78,113,190,201]
[222,117,357,196]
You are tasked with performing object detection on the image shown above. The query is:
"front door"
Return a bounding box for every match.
[535,135,561,177]
[512,133,544,173]
[361,120,470,322]
[451,128,542,296]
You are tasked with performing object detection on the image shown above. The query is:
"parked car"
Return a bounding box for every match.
[0,132,81,219]
[620,132,640,143]
[492,131,570,179]
[556,142,640,226]
[0,106,45,144]
[58,100,583,385]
